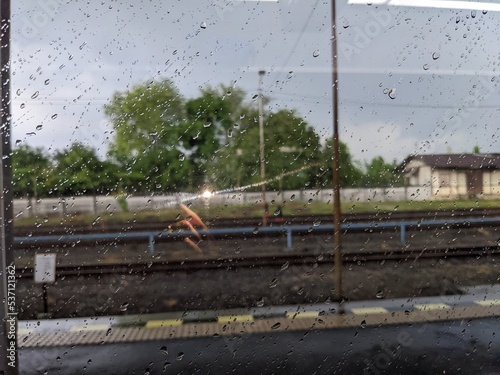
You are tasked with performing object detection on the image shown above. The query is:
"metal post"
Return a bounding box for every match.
[258,70,267,226]
[331,0,343,303]
[0,0,17,373]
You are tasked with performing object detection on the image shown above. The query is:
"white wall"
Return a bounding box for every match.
[13,186,433,218]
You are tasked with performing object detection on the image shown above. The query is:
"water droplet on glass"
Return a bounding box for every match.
[471,10,476,18]
[31,91,39,99]
[51,114,58,120]
[200,21,207,29]
[253,227,259,234]
[456,16,460,23]
[312,50,320,58]
[15,140,22,146]
[280,261,289,271]
[290,194,296,201]
[106,328,112,336]
[20,103,25,109]
[120,302,129,312]
[160,346,168,355]
[176,352,184,361]
[256,297,265,307]
[44,79,50,85]
[203,123,211,128]
[423,64,429,70]
[360,320,366,328]
[35,124,43,131]
[313,220,321,227]
[432,52,440,60]
[271,322,281,330]
[179,154,185,161]
[388,88,396,99]
[269,278,278,288]
[376,290,384,299]
[482,9,488,14]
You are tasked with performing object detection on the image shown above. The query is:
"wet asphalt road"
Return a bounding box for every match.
[19,316,500,374]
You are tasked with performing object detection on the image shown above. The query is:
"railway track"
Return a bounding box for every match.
[13,207,500,237]
[15,245,500,279]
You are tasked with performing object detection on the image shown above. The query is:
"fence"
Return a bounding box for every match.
[13,186,431,218]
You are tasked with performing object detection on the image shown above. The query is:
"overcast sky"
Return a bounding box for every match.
[10,0,500,167]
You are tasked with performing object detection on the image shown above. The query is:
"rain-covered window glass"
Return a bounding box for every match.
[2,1,500,374]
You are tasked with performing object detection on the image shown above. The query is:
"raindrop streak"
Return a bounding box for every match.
[269,278,278,288]
[312,50,320,58]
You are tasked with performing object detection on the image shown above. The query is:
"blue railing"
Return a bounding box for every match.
[14,216,500,254]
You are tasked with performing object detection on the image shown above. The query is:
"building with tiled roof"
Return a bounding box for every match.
[398,154,500,198]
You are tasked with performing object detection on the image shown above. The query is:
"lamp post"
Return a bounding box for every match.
[331,0,343,303]
[258,69,268,226]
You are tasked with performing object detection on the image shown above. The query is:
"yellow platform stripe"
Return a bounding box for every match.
[286,311,320,319]
[217,315,254,323]
[475,299,500,306]
[70,324,111,332]
[146,319,183,328]
[351,307,389,315]
[414,303,450,311]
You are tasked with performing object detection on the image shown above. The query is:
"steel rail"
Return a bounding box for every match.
[14,245,500,279]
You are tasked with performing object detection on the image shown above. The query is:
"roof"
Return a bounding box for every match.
[398,154,500,171]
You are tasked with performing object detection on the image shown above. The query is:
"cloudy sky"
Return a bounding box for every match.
[10,0,500,166]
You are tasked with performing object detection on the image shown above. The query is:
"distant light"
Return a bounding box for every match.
[202,190,213,199]
[348,0,500,12]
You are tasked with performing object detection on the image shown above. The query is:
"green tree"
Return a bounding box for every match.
[361,156,402,187]
[49,143,118,196]
[12,145,51,198]
[105,79,188,191]
[321,140,363,188]
[182,85,243,187]
[214,109,323,190]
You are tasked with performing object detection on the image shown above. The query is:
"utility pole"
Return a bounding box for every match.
[330,0,343,303]
[258,69,267,226]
